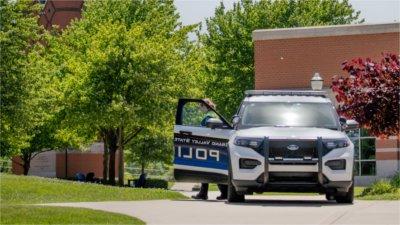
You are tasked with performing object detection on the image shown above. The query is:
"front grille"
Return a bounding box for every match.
[269,172,318,183]
[268,140,317,159]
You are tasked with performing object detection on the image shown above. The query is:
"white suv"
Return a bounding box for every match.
[173,90,358,203]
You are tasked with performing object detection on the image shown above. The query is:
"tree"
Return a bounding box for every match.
[48,0,203,185]
[0,0,66,171]
[0,0,45,156]
[12,114,70,175]
[331,53,399,138]
[201,0,363,117]
[126,126,172,174]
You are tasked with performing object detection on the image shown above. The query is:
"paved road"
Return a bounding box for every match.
[47,192,399,225]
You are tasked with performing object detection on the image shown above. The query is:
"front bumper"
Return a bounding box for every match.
[232,178,353,193]
[229,137,354,193]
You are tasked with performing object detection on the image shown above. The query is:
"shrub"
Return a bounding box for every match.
[133,179,168,189]
[146,179,168,189]
[390,172,400,188]
[361,180,395,196]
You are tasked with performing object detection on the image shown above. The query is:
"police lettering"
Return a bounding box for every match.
[177,147,220,162]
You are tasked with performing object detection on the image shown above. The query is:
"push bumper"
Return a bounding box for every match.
[231,136,353,193]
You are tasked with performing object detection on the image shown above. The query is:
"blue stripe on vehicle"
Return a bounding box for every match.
[174,157,228,170]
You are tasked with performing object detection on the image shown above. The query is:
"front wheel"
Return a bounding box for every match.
[227,174,245,203]
[335,182,354,204]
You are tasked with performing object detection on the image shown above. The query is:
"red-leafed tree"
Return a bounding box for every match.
[332,53,399,138]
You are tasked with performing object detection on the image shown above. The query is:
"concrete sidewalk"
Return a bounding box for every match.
[46,192,400,225]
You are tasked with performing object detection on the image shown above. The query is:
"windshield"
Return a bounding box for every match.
[239,102,339,129]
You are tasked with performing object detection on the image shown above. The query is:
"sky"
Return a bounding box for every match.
[174,0,400,26]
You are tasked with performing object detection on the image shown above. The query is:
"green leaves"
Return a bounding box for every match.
[1,0,364,173]
[0,0,47,155]
[41,0,205,170]
[201,0,362,117]
[126,125,173,169]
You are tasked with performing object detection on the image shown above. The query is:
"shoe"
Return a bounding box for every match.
[216,195,227,200]
[191,194,208,200]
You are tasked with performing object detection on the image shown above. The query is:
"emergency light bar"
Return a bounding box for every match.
[245,90,327,98]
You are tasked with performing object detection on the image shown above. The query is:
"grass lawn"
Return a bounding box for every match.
[0,173,187,224]
[168,181,175,189]
[1,173,186,204]
[356,188,400,200]
[1,205,144,225]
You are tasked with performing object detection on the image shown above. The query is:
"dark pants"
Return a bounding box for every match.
[198,183,228,197]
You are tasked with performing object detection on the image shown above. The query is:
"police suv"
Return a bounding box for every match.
[173,90,358,203]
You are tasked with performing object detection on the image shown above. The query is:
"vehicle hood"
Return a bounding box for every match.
[234,127,347,140]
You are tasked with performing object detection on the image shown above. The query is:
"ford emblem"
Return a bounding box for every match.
[287,144,299,151]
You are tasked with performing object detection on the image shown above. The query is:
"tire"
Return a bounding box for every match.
[335,182,354,204]
[227,177,245,203]
[325,193,335,201]
[227,162,245,203]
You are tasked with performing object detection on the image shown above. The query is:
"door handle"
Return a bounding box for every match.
[179,130,192,136]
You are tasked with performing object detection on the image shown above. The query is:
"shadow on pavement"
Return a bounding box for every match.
[173,199,349,207]
[225,199,344,207]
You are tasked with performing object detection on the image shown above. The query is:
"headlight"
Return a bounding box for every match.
[234,137,264,149]
[323,139,350,150]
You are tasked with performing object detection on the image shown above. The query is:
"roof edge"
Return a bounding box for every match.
[252,23,400,41]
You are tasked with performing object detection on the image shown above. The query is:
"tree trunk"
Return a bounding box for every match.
[141,162,145,175]
[108,150,116,185]
[107,129,118,185]
[102,136,109,183]
[21,153,31,176]
[22,161,30,175]
[118,127,124,186]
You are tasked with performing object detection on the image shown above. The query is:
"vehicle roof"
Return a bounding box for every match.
[243,95,332,103]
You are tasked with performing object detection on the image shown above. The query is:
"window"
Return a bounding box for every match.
[348,129,376,176]
[239,102,339,129]
[181,102,219,127]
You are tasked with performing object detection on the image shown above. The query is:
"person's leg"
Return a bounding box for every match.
[216,184,228,200]
[199,183,209,196]
[191,183,209,200]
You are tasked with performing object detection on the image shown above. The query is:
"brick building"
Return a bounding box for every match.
[39,0,83,30]
[253,23,400,185]
[12,143,119,178]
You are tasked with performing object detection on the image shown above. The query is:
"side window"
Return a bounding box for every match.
[182,102,219,127]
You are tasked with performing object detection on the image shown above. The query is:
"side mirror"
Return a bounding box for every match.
[205,117,224,129]
[232,115,240,126]
[340,117,359,131]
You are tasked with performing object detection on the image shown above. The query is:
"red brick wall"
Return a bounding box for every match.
[11,157,24,175]
[39,0,83,30]
[56,152,119,179]
[254,32,399,90]
[376,139,399,161]
[12,151,119,179]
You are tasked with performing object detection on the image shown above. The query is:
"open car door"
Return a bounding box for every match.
[173,99,234,184]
